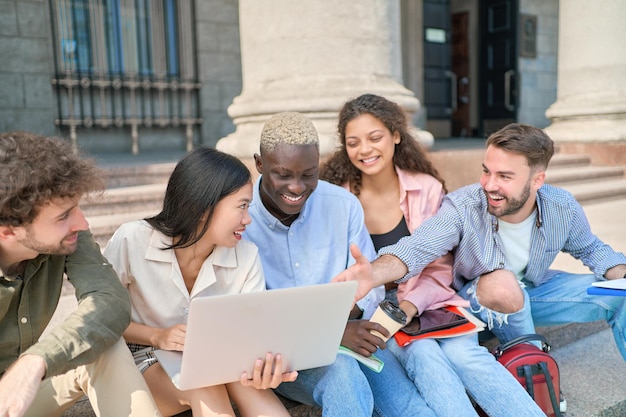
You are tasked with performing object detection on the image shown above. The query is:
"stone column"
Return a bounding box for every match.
[216,0,433,158]
[544,0,626,165]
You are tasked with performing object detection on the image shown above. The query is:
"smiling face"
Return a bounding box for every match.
[344,113,400,178]
[203,182,253,248]
[479,145,544,223]
[255,143,319,225]
[15,196,89,257]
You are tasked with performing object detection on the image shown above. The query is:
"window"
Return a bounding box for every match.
[53,0,186,77]
[50,0,201,153]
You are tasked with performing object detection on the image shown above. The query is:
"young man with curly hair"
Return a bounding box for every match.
[0,132,160,417]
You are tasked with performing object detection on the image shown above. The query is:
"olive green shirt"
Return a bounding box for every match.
[0,230,131,378]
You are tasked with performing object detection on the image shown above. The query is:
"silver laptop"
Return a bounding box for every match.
[154,281,357,390]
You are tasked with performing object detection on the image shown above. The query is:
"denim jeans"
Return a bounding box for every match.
[460,271,626,360]
[274,347,436,417]
[388,334,544,417]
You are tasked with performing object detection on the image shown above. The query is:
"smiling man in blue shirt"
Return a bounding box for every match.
[335,123,626,360]
[243,112,436,417]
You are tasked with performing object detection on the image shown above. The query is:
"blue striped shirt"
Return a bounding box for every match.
[379,183,626,290]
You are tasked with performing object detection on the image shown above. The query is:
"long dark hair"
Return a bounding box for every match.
[321,94,446,194]
[145,147,251,250]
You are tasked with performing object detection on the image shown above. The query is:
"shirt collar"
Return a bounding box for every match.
[395,166,426,193]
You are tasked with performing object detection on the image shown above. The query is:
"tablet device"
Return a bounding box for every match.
[402,307,469,336]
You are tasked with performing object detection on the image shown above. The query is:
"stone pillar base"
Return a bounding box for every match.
[217,78,434,158]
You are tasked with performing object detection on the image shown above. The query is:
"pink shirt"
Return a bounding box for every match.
[345,167,468,314]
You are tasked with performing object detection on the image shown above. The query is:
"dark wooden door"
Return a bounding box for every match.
[451,11,470,137]
[480,0,518,134]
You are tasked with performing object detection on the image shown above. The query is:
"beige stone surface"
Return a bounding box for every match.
[216,0,433,158]
[545,0,626,143]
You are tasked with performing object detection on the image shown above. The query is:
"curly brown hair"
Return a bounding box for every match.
[320,94,446,195]
[0,131,104,226]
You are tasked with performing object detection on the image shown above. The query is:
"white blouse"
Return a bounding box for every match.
[103,220,265,329]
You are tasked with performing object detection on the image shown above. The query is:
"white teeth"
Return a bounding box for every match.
[283,194,303,202]
[362,156,378,163]
[489,193,504,201]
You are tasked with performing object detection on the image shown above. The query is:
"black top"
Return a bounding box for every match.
[370,216,410,252]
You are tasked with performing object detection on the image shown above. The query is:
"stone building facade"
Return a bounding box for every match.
[1,0,624,163]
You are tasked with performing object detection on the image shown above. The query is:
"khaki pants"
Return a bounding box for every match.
[25,339,161,417]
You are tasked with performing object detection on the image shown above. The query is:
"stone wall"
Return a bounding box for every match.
[0,0,57,136]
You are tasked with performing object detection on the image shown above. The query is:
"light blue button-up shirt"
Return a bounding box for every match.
[380,183,626,291]
[244,177,383,318]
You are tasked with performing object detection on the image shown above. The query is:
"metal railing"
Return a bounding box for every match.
[50,0,201,154]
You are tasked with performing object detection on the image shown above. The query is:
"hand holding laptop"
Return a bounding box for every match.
[153,323,187,351]
[240,353,298,389]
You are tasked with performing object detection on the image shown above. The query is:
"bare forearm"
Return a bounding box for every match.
[123,322,160,347]
[124,322,186,351]
[371,254,409,287]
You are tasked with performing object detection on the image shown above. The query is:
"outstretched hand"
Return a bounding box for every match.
[240,353,298,389]
[332,244,375,303]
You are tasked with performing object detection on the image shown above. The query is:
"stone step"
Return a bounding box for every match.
[550,327,626,417]
[82,183,166,217]
[546,165,625,185]
[559,177,626,204]
[88,210,160,249]
[549,152,592,168]
[101,162,176,188]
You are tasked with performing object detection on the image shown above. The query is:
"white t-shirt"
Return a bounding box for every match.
[103,220,266,329]
[497,210,536,282]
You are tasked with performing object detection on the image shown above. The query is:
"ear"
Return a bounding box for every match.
[393,131,401,144]
[532,170,546,189]
[0,225,17,242]
[253,153,263,175]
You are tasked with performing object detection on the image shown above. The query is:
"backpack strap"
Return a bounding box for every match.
[517,361,563,417]
[522,364,535,398]
[494,333,551,358]
[538,361,563,417]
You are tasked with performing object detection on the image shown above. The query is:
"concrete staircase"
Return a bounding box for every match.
[546,153,626,203]
[73,150,626,417]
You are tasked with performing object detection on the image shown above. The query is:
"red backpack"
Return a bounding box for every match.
[493,334,563,417]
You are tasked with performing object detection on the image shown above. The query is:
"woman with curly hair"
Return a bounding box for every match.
[321,94,543,417]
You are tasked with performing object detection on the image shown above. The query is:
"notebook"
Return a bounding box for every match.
[154,281,357,390]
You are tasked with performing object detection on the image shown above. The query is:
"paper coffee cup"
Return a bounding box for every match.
[369,300,407,341]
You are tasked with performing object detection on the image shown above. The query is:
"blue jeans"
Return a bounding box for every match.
[459,271,626,360]
[274,347,436,417]
[388,334,544,417]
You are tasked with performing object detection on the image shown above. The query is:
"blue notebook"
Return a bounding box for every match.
[587,286,626,296]
[587,278,626,297]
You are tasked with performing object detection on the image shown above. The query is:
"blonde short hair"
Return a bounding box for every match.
[259,112,319,153]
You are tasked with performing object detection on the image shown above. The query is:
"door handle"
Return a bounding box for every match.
[446,70,458,112]
[504,69,516,112]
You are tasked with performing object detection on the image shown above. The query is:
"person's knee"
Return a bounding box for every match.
[476,270,524,313]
